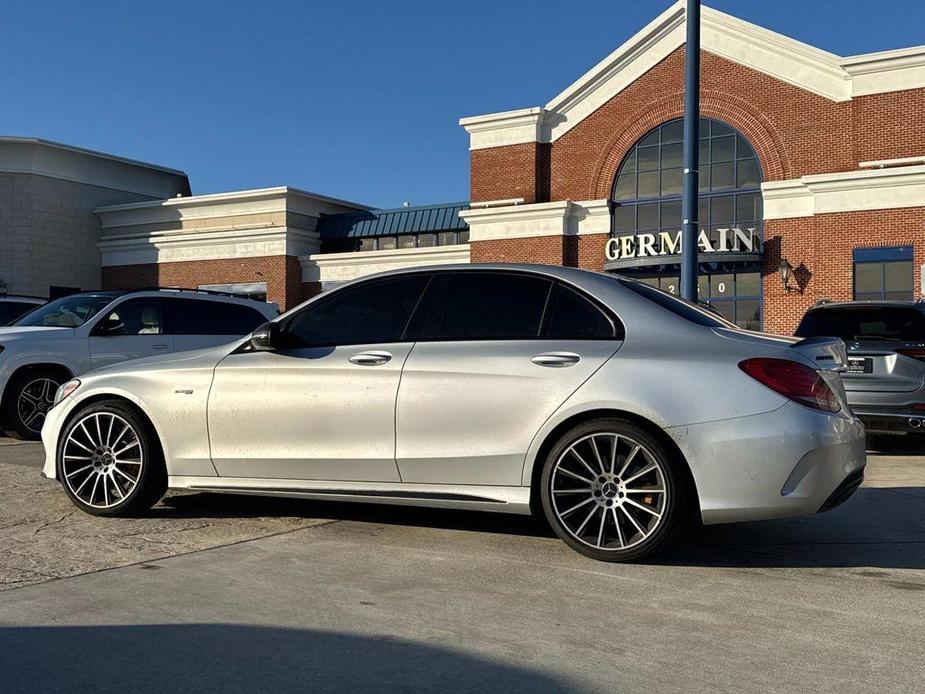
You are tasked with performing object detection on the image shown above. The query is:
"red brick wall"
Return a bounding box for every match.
[470,236,568,265]
[853,89,925,163]
[102,255,305,311]
[471,142,550,204]
[763,207,925,334]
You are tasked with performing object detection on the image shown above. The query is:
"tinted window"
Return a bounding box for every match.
[544,285,617,339]
[166,298,268,335]
[796,307,925,342]
[280,274,429,347]
[0,302,39,325]
[92,298,166,336]
[15,294,116,328]
[416,272,551,340]
[617,278,736,328]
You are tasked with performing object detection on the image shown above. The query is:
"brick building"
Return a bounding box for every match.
[457,1,925,334]
[5,2,925,332]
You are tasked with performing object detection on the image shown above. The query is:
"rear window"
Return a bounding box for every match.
[617,278,736,328]
[796,306,925,342]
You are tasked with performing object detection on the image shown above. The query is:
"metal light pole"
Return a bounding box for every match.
[680,0,701,302]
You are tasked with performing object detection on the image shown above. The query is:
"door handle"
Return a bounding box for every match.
[152,344,170,350]
[349,351,392,366]
[531,352,581,368]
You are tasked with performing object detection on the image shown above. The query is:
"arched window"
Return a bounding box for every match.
[610,117,763,330]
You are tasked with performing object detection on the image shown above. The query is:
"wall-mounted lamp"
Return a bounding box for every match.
[778,258,796,292]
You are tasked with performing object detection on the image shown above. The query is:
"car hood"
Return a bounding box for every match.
[0,326,75,341]
[85,340,244,379]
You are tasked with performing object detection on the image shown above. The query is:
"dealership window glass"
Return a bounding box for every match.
[853,247,914,301]
[280,275,429,348]
[611,118,762,237]
[398,235,416,249]
[378,236,397,251]
[630,270,761,330]
[417,233,436,247]
[166,298,267,336]
[417,272,552,340]
[358,238,377,251]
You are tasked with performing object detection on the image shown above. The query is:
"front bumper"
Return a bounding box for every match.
[668,401,866,525]
[40,397,71,480]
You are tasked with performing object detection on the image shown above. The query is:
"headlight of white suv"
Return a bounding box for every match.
[53,379,81,406]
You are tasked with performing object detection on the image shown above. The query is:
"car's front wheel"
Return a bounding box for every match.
[58,400,166,516]
[540,418,686,562]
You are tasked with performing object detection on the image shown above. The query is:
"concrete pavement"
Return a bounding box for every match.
[0,440,923,693]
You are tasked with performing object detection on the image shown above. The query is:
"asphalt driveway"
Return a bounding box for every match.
[0,438,923,693]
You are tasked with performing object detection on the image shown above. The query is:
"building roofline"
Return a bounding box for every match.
[0,136,188,178]
[460,1,925,149]
[93,185,373,214]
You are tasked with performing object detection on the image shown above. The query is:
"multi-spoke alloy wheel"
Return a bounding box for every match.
[17,376,60,435]
[58,401,166,516]
[62,412,143,509]
[540,419,683,562]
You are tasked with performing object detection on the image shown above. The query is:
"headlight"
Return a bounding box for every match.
[53,379,81,406]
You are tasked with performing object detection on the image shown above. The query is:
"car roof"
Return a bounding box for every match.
[60,288,272,308]
[356,262,608,285]
[807,300,924,311]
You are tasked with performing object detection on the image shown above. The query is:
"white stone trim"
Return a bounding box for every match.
[459,108,546,151]
[468,197,525,208]
[460,200,610,242]
[99,226,322,266]
[460,1,925,149]
[859,156,925,169]
[762,165,925,219]
[94,186,369,228]
[300,244,470,284]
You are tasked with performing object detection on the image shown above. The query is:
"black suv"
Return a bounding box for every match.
[795,301,925,434]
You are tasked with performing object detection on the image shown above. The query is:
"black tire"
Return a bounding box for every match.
[539,418,687,563]
[57,399,166,517]
[3,368,65,440]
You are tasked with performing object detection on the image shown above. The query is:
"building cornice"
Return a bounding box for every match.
[460,2,925,150]
[94,186,370,229]
[300,244,470,284]
[460,200,610,241]
[762,165,925,219]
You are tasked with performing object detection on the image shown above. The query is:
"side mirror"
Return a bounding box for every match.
[248,321,281,351]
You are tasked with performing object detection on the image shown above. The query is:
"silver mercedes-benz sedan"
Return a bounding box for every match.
[41,264,865,562]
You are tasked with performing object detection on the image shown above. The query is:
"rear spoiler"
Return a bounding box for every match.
[790,336,848,372]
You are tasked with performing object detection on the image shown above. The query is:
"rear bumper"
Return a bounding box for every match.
[668,402,866,525]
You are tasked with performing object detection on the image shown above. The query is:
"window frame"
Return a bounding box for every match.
[405,270,624,343]
[274,273,434,349]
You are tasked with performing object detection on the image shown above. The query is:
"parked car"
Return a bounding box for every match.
[0,289,277,439]
[796,299,925,435]
[0,295,46,325]
[41,265,865,562]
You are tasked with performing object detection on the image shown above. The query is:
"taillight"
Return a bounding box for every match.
[739,358,840,413]
[896,348,925,362]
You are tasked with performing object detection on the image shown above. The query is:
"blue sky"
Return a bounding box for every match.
[2,1,923,208]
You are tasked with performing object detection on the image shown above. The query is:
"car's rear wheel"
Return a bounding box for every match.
[57,400,166,516]
[540,418,686,562]
[3,369,64,440]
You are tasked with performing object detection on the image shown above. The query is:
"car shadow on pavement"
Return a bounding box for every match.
[159,486,925,570]
[0,624,585,694]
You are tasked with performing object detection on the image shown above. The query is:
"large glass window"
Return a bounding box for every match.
[416,272,552,340]
[853,247,914,301]
[636,269,761,330]
[280,274,429,347]
[612,118,762,250]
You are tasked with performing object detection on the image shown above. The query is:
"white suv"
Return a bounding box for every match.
[0,289,278,438]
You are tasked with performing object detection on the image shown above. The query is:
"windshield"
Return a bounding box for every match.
[616,278,737,329]
[13,294,116,328]
[795,306,925,342]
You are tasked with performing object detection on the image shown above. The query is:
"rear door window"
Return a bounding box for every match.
[543,284,618,339]
[415,272,552,340]
[795,307,925,342]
